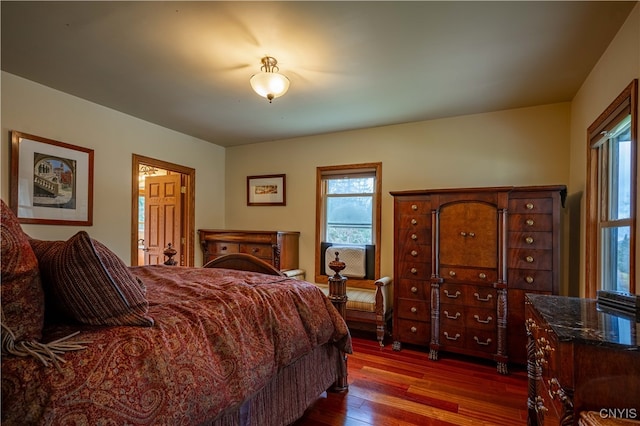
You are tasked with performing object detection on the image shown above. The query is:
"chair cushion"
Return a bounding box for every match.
[0,199,45,343]
[315,283,377,313]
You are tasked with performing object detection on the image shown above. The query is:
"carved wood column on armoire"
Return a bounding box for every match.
[390,185,566,374]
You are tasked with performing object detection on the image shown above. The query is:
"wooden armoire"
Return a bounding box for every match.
[390,185,566,374]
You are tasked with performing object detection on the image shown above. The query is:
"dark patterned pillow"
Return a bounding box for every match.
[0,199,45,342]
[30,231,153,327]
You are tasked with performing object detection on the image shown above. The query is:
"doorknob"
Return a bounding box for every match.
[138,239,150,252]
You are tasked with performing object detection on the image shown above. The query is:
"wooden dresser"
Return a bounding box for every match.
[198,229,300,272]
[526,294,640,425]
[390,185,565,373]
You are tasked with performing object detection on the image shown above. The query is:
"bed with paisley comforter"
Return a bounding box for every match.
[1,201,350,426]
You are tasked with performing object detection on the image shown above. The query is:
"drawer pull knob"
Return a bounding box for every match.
[444,332,461,341]
[221,246,227,251]
[411,286,418,293]
[526,276,534,284]
[526,256,534,263]
[252,248,259,253]
[444,290,461,299]
[473,336,492,346]
[410,268,418,274]
[410,326,417,333]
[411,219,418,225]
[444,310,461,320]
[474,315,493,324]
[460,231,467,237]
[526,219,535,226]
[411,234,418,240]
[469,232,475,237]
[525,236,534,244]
[411,250,418,257]
[449,270,456,277]
[474,292,493,302]
[411,204,418,211]
[478,272,487,279]
[526,202,534,210]
[411,307,418,313]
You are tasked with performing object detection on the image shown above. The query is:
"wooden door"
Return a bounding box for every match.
[144,174,182,265]
[439,201,497,268]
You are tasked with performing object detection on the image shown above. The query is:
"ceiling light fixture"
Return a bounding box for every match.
[249,56,290,103]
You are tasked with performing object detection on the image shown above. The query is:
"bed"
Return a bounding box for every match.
[0,200,351,425]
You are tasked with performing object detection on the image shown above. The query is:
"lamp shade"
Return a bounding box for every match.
[250,71,290,102]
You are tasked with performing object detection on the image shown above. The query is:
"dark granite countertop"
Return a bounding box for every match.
[526,293,639,350]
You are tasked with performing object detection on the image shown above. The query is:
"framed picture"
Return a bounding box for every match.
[10,131,94,225]
[247,174,286,206]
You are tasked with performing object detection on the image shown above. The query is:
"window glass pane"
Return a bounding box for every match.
[327,177,374,194]
[326,196,372,244]
[601,225,630,293]
[608,125,631,220]
[138,196,145,245]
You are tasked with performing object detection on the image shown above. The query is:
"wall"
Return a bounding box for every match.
[225,103,571,285]
[1,72,226,265]
[569,3,640,296]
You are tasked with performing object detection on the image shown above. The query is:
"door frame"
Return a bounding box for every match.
[131,154,196,266]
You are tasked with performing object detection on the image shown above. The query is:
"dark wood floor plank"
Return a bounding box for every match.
[294,333,528,425]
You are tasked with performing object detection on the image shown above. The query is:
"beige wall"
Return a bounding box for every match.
[225,103,571,284]
[569,3,640,296]
[1,72,226,265]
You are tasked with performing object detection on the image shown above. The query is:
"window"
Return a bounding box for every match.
[315,163,381,283]
[586,80,637,297]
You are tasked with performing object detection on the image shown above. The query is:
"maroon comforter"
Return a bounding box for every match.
[1,265,351,425]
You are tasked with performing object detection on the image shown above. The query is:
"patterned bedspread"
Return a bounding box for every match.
[1,265,352,425]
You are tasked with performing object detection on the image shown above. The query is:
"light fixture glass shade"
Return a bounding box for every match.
[250,71,290,102]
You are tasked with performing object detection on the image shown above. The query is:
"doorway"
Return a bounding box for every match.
[131,154,196,267]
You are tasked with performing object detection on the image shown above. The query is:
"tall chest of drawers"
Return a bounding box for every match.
[198,229,300,272]
[391,185,565,373]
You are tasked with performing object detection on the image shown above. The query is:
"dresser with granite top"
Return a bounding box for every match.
[525,293,640,425]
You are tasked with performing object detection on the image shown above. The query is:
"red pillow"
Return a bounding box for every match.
[0,199,45,342]
[30,231,153,327]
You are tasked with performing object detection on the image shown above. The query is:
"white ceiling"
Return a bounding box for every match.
[1,1,636,147]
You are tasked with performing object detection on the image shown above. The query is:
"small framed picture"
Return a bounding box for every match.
[10,131,94,225]
[247,174,286,206]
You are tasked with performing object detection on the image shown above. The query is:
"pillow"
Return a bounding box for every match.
[30,231,153,327]
[1,199,45,342]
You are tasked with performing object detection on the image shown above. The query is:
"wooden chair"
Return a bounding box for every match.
[315,246,393,346]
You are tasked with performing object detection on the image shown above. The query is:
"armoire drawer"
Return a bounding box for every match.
[508,214,553,232]
[508,268,553,291]
[466,329,497,353]
[395,318,430,344]
[508,231,552,249]
[397,260,431,280]
[397,279,430,300]
[508,197,553,214]
[440,266,497,284]
[508,248,552,270]
[397,299,430,321]
[396,200,431,216]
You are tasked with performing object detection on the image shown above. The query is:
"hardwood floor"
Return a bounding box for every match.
[294,331,529,425]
